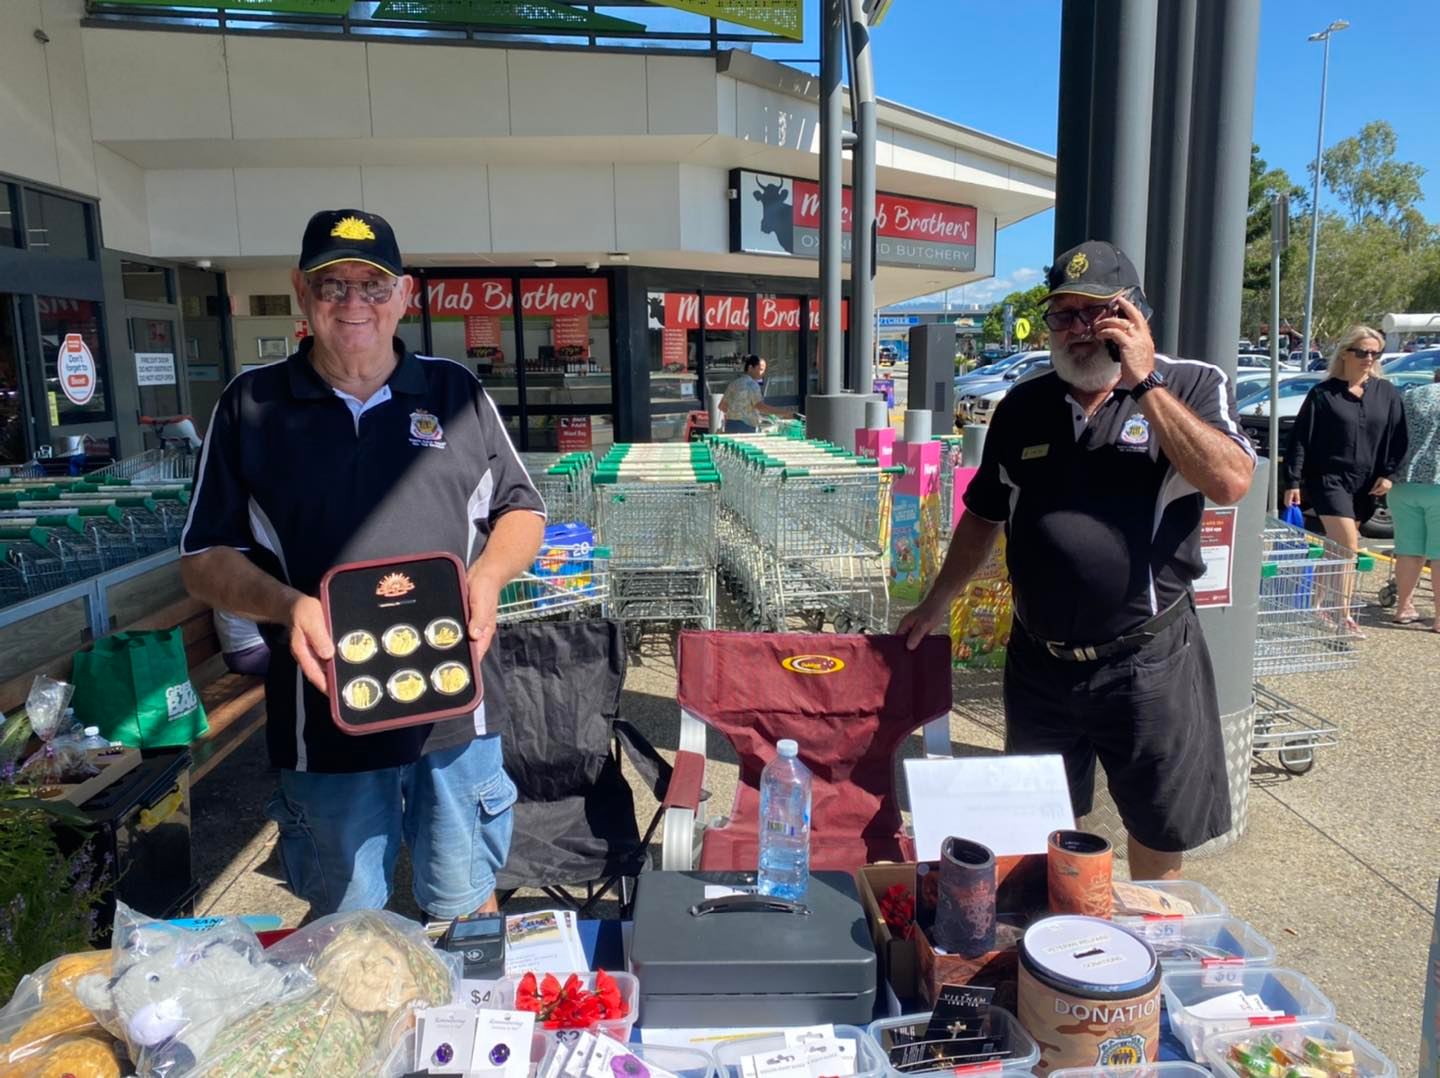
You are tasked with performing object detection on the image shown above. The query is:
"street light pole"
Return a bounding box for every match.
[1300,19,1348,365]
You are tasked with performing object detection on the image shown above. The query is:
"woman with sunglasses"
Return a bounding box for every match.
[1283,324,1409,633]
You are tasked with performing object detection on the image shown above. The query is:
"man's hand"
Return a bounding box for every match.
[288,595,334,693]
[896,595,950,651]
[1369,477,1393,496]
[1094,295,1155,390]
[1283,488,1302,507]
[466,570,502,661]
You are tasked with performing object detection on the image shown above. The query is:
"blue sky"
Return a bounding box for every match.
[743,0,1440,307]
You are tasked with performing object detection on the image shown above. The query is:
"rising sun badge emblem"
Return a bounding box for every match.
[330,215,377,241]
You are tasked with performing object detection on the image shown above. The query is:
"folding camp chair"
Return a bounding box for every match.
[494,618,672,917]
[660,630,953,873]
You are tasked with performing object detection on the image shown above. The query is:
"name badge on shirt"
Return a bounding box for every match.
[1021,444,1049,460]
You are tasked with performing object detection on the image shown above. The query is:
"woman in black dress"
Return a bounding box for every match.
[1283,324,1408,633]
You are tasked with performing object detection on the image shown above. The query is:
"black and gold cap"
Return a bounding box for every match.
[298,209,403,277]
[1044,239,1142,303]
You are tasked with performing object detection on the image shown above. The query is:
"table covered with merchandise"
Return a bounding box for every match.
[0,855,1396,1078]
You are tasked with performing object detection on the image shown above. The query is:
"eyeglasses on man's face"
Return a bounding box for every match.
[1347,347,1382,360]
[307,276,399,305]
[1042,302,1113,333]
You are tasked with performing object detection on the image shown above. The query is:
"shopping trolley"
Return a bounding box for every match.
[91,445,196,483]
[497,544,610,624]
[0,524,92,599]
[523,452,595,525]
[1251,514,1374,774]
[592,446,720,646]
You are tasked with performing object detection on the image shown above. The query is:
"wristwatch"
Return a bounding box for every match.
[1130,369,1167,400]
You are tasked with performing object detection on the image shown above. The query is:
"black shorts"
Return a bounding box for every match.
[1003,602,1231,853]
[1305,479,1373,523]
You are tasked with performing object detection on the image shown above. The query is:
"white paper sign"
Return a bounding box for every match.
[904,755,1075,860]
[135,351,177,386]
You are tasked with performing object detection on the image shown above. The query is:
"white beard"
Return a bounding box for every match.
[1051,340,1121,393]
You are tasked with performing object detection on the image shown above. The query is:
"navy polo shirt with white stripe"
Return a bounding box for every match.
[181,338,545,773]
[963,354,1255,647]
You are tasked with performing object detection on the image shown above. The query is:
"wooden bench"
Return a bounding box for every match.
[0,566,265,786]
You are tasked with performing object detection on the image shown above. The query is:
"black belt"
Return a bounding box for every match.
[1022,597,1190,663]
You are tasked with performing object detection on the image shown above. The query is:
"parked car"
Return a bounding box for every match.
[954,349,1040,389]
[1237,351,1300,372]
[877,346,897,367]
[1390,370,1439,394]
[956,354,1052,426]
[1382,348,1440,376]
[1291,349,1326,370]
[1236,373,1324,458]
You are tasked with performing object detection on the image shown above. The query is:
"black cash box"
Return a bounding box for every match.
[628,871,877,1027]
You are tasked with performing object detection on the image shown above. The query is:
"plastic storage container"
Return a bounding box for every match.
[1145,917,1276,973]
[868,1008,1040,1077]
[1111,880,1229,933]
[1160,968,1335,1060]
[1202,1020,1396,1078]
[1051,1065,1211,1078]
[487,971,640,1045]
[715,1025,886,1078]
[539,1041,716,1078]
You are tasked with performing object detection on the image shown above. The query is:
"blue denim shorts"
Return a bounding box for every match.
[265,733,516,919]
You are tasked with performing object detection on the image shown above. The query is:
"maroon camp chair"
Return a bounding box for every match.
[659,630,954,873]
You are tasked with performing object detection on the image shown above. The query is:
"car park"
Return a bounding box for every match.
[955,354,1051,426]
[1382,348,1440,376]
[1237,351,1300,371]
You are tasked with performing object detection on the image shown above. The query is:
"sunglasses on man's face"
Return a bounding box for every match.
[1347,347,1382,360]
[308,276,398,304]
[1042,302,1113,333]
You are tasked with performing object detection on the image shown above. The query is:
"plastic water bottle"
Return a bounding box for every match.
[757,739,812,900]
[77,726,112,752]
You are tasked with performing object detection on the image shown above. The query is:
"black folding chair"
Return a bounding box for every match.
[493,619,671,918]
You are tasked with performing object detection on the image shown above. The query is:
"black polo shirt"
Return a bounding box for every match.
[963,354,1255,646]
[180,339,545,773]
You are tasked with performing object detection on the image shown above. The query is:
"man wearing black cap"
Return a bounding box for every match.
[180,209,546,918]
[900,240,1255,879]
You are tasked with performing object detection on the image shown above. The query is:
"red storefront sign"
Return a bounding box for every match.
[757,296,802,332]
[661,327,689,370]
[791,184,977,247]
[409,278,608,318]
[654,293,751,331]
[464,315,501,350]
[807,299,850,332]
[557,416,593,451]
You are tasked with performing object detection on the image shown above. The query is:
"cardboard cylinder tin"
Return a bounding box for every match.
[1018,915,1160,1075]
[320,551,482,735]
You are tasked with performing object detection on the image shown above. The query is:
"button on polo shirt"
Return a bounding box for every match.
[963,354,1254,646]
[181,339,545,773]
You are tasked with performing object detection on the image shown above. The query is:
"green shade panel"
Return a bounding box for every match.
[374,0,646,32]
[93,0,356,14]
[646,0,802,40]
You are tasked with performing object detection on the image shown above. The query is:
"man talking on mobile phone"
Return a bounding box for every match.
[898,240,1256,880]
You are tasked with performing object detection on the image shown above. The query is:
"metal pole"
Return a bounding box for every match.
[1087,0,1158,274]
[1144,0,1196,355]
[1300,28,1337,367]
[1054,0,1096,256]
[1268,192,1287,512]
[848,0,877,399]
[819,0,845,396]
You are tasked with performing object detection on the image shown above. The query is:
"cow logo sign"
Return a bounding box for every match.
[751,174,796,254]
[58,334,97,405]
[780,654,846,675]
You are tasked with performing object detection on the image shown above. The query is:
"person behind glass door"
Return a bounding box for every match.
[720,354,792,433]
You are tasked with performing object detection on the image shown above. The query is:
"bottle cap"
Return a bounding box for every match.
[777,739,798,758]
[83,726,100,737]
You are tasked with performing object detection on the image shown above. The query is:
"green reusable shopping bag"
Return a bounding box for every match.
[71,629,208,749]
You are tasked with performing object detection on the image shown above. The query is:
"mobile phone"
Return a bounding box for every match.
[1106,288,1154,361]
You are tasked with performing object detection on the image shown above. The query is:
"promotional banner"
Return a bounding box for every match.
[889,440,942,603]
[661,328,689,371]
[646,0,801,40]
[464,315,502,351]
[734,169,979,271]
[1195,506,1238,608]
[58,334,97,405]
[551,314,590,354]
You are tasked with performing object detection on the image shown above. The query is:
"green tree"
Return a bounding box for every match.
[1240,144,1306,338]
[980,283,1050,348]
[1312,120,1427,229]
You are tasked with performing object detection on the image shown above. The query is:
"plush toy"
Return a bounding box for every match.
[74,920,309,1077]
[0,950,114,1069]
